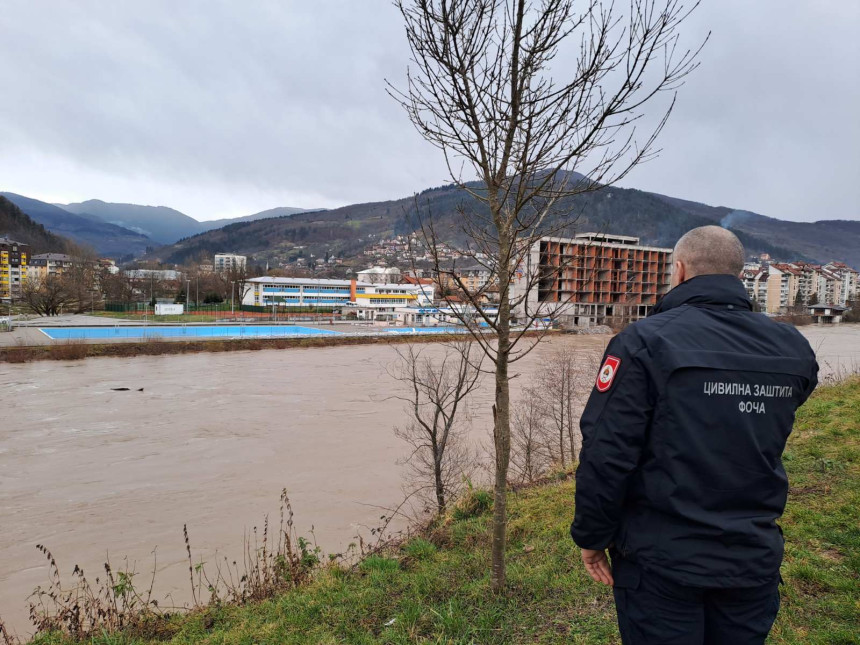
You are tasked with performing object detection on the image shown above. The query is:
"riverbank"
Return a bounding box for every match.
[0,330,503,363]
[16,377,859,644]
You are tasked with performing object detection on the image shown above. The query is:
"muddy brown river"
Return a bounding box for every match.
[0,325,857,634]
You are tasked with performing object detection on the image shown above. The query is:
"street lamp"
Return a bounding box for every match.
[231,280,236,315]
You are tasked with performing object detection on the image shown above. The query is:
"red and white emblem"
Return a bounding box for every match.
[596,355,621,392]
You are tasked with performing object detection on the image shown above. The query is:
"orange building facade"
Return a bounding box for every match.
[514,233,673,327]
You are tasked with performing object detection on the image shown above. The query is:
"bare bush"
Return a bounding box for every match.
[390,342,483,515]
[536,348,600,467]
[510,385,550,484]
[510,347,601,482]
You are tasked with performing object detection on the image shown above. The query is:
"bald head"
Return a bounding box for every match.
[672,226,745,287]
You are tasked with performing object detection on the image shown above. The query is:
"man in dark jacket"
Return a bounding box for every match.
[571,226,818,644]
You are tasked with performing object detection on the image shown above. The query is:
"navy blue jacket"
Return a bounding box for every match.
[570,274,818,587]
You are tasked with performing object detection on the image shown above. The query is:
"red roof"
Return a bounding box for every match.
[402,275,435,285]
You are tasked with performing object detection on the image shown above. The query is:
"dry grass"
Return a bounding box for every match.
[0,331,533,364]
[0,491,327,644]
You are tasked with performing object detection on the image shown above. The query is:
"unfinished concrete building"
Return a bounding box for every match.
[513,233,673,327]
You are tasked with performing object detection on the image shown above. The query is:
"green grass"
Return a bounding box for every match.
[30,379,860,645]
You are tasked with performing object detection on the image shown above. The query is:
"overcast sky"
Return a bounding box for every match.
[0,1,857,222]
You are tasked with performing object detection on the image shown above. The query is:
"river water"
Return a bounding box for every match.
[0,324,857,634]
[0,334,609,634]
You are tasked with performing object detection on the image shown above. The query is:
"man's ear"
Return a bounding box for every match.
[672,259,686,287]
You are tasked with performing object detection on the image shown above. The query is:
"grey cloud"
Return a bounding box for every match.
[0,0,857,221]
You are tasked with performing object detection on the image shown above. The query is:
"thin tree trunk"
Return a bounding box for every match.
[434,454,445,514]
[491,260,512,592]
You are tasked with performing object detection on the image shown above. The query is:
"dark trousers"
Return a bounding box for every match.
[611,557,780,644]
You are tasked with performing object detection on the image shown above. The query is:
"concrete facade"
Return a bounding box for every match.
[512,233,673,327]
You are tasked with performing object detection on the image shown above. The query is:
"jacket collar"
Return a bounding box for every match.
[650,274,752,316]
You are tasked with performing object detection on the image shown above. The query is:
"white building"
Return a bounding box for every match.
[124,269,182,281]
[214,253,247,273]
[244,277,435,321]
[356,266,402,284]
[741,266,769,309]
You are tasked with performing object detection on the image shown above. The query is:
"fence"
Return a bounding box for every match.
[101,302,342,323]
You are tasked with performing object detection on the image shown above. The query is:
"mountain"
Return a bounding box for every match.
[62,200,202,244]
[60,201,317,245]
[645,193,860,268]
[1,193,152,259]
[0,195,82,255]
[154,179,831,267]
[203,206,316,230]
[708,210,860,268]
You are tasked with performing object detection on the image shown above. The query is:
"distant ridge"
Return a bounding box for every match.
[152,179,856,267]
[59,201,319,245]
[6,183,858,267]
[61,200,201,244]
[1,193,151,258]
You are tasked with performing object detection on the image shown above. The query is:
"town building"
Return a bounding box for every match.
[809,304,848,325]
[512,233,673,327]
[438,263,495,292]
[28,253,78,280]
[356,266,402,284]
[0,236,28,300]
[214,253,247,273]
[742,260,859,314]
[244,277,436,321]
[766,264,803,313]
[124,268,183,281]
[825,262,859,305]
[741,265,769,310]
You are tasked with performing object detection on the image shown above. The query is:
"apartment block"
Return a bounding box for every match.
[0,236,28,299]
[513,233,673,327]
[825,262,859,304]
[766,264,802,313]
[214,253,247,273]
[743,260,858,314]
[28,253,77,280]
[741,265,769,309]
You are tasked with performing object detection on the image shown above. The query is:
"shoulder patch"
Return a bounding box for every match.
[596,355,621,393]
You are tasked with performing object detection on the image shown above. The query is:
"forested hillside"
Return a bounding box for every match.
[1,193,151,258]
[155,180,808,266]
[0,196,83,255]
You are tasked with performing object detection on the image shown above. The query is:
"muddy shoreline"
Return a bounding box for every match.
[0,330,527,363]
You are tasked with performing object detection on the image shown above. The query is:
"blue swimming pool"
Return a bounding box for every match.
[40,325,342,340]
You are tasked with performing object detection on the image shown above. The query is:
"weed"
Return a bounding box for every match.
[451,481,493,521]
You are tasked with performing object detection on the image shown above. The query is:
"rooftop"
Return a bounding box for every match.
[541,234,672,253]
[31,253,76,261]
[0,236,28,247]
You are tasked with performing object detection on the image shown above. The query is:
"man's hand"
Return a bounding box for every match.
[581,548,614,586]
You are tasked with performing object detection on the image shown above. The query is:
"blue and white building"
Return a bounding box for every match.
[244,277,435,320]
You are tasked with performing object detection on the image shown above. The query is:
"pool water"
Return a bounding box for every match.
[40,325,342,340]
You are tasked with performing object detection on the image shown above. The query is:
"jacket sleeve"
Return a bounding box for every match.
[570,335,655,550]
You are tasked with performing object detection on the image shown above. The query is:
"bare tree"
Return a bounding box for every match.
[510,385,549,484]
[21,274,75,316]
[390,0,704,589]
[390,342,483,515]
[536,346,599,467]
[218,265,254,311]
[61,263,99,313]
